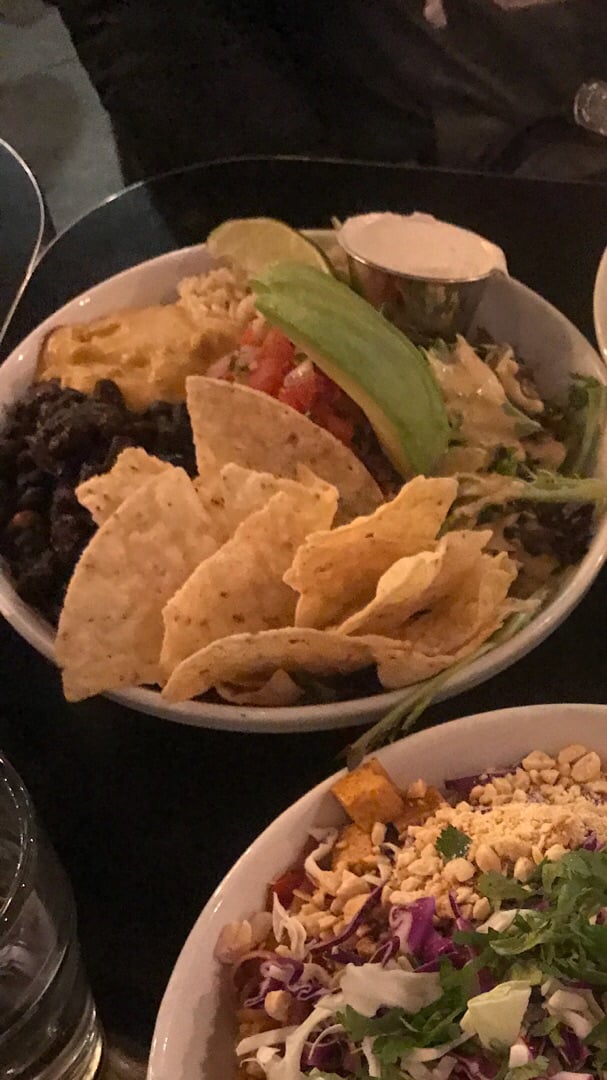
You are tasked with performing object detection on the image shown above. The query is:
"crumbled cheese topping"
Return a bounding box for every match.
[387,743,607,917]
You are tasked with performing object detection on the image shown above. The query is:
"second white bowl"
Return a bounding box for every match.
[148,702,607,1080]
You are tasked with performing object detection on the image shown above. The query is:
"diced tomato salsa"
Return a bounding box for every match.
[216,326,359,448]
[268,867,308,908]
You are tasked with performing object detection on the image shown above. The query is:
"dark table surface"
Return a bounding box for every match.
[2,158,607,1062]
[0,139,44,343]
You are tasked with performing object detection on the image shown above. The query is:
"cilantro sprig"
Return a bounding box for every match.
[504,1056,549,1080]
[436,825,471,861]
[337,961,478,1074]
[457,849,607,987]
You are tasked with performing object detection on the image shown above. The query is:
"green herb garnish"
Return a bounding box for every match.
[338,964,475,1069]
[504,1055,549,1080]
[491,446,521,476]
[477,871,534,904]
[458,849,607,987]
[436,825,471,861]
[561,374,607,477]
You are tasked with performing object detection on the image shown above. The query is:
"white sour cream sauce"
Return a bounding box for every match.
[338,212,508,282]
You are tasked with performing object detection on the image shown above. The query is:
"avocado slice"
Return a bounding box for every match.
[252,263,449,476]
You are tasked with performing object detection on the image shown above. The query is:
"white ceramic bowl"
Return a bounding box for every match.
[148,702,607,1080]
[2,240,607,732]
[593,245,607,362]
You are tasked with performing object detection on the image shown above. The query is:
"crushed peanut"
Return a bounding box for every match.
[381,743,607,916]
[264,989,291,1023]
[223,740,607,1058]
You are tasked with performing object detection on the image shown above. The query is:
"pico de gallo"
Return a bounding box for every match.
[207,323,403,493]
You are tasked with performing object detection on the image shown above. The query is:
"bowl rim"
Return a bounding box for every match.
[1,241,606,732]
[593,245,607,363]
[147,701,607,1079]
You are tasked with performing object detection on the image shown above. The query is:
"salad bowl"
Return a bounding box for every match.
[0,235,606,731]
[148,702,607,1079]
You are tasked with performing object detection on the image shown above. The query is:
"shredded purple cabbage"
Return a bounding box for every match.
[302,1034,343,1071]
[244,954,329,1008]
[369,937,398,966]
[445,767,511,801]
[445,776,479,799]
[343,1049,363,1074]
[308,884,382,956]
[582,830,603,851]
[476,967,495,992]
[388,898,469,970]
[452,1053,501,1080]
[450,893,474,932]
[559,1026,591,1069]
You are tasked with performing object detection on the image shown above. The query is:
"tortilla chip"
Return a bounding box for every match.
[76,448,172,525]
[338,530,490,637]
[400,550,517,657]
[195,462,334,540]
[161,628,375,704]
[56,469,218,701]
[284,476,458,629]
[186,376,382,521]
[359,546,518,689]
[217,670,303,707]
[365,616,507,691]
[345,551,516,693]
[160,481,338,676]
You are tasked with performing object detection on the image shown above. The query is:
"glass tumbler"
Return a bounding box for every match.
[0,753,103,1079]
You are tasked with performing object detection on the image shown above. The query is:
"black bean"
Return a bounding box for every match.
[101,435,135,472]
[383,822,399,845]
[511,502,594,565]
[16,447,35,470]
[14,551,58,607]
[14,528,47,557]
[129,419,158,448]
[0,437,20,467]
[27,379,64,403]
[16,468,45,492]
[51,486,77,516]
[91,379,127,409]
[144,401,173,421]
[7,509,43,533]
[1,376,197,621]
[50,513,90,558]
[17,486,48,512]
[77,462,101,484]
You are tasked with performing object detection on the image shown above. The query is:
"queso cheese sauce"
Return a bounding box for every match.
[37,305,238,411]
[36,266,254,410]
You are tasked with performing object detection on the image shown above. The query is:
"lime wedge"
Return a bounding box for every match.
[207,218,332,276]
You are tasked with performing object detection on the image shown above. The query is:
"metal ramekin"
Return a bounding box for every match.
[345,248,503,343]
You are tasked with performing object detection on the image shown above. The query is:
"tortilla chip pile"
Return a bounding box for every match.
[54,376,519,707]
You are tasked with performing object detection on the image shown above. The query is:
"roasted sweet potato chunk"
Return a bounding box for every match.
[331,758,405,832]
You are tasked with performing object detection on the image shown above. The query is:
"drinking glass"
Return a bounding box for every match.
[0,753,103,1079]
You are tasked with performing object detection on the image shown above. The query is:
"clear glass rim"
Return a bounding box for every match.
[0,754,35,935]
